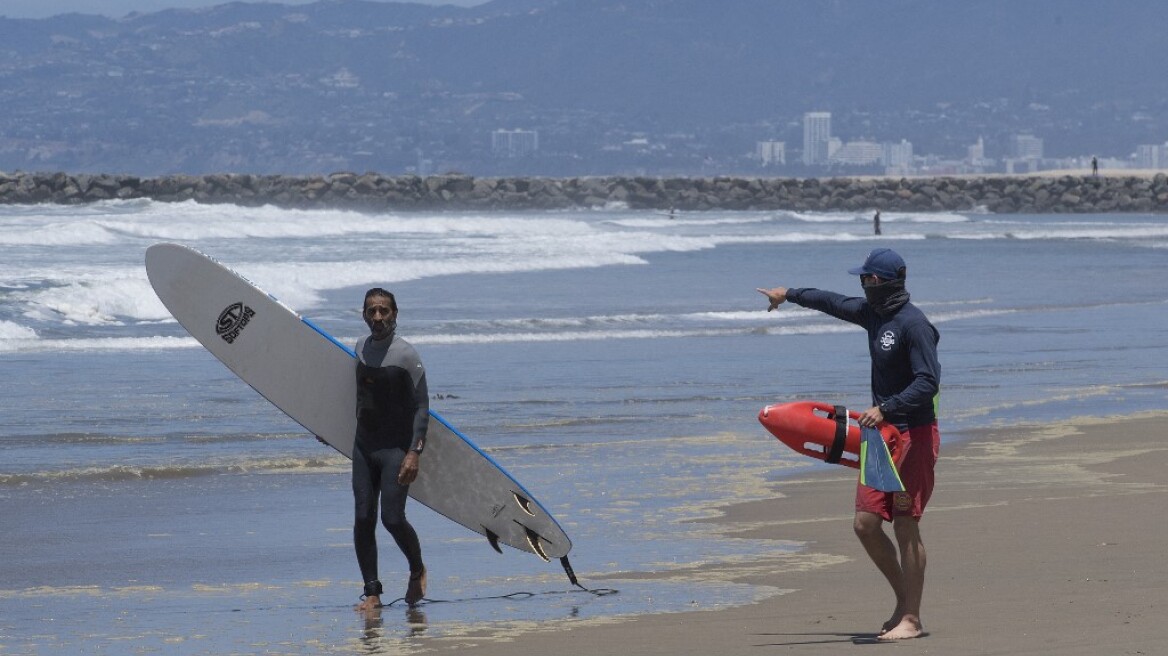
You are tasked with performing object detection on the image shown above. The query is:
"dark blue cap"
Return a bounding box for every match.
[847,248,906,280]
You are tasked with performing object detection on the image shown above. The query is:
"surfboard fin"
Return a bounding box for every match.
[512,492,536,516]
[523,526,550,562]
[484,528,503,554]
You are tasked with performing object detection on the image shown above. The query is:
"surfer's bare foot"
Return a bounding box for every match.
[405,567,426,606]
[355,595,381,612]
[878,616,923,640]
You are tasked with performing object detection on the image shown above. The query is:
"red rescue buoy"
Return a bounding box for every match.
[758,401,906,469]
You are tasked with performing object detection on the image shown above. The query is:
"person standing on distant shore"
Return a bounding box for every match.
[873,210,882,235]
[351,288,429,611]
[1091,156,1099,177]
[756,248,940,641]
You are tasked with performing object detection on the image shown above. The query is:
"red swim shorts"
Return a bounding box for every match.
[855,422,940,521]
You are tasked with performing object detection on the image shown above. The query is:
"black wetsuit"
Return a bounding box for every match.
[352,332,429,587]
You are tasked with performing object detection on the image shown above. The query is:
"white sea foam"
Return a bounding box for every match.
[2,201,1164,354]
[783,210,969,224]
[892,212,971,223]
[0,452,348,485]
[605,215,774,229]
[1001,225,1168,240]
[429,309,787,332]
[0,220,122,246]
[0,320,37,340]
[0,335,196,354]
[928,307,1020,323]
[785,211,856,223]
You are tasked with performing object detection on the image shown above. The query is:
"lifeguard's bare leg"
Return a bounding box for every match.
[853,511,906,633]
[879,516,925,640]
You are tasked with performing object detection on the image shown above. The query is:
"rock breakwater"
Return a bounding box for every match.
[2,171,1167,213]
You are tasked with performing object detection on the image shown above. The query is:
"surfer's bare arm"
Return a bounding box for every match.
[756,287,789,311]
[400,364,427,486]
[398,451,419,485]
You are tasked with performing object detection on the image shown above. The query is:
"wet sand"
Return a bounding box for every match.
[445,412,1168,655]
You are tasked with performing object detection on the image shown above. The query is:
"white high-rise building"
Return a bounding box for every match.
[492,129,539,158]
[829,140,882,166]
[756,140,786,166]
[883,139,914,168]
[1135,143,1168,169]
[968,137,985,163]
[802,112,832,166]
[1009,134,1044,160]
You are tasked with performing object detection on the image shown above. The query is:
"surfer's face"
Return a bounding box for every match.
[363,298,397,340]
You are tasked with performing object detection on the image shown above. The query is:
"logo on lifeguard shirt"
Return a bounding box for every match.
[216,302,256,344]
[880,330,897,351]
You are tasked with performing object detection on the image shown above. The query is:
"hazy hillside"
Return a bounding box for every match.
[1,0,1164,175]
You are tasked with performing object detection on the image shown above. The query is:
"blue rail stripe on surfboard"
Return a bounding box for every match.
[301,316,357,357]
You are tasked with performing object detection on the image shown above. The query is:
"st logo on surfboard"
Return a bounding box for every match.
[215,302,255,343]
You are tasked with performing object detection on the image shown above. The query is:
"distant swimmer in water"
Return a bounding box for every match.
[873,210,882,236]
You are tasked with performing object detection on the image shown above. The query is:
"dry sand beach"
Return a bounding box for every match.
[442,412,1167,655]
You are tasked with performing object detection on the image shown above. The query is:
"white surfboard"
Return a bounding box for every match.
[145,242,573,565]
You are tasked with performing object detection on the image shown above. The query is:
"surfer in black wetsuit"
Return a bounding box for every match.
[352,288,429,610]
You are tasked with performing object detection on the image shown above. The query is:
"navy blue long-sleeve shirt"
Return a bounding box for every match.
[786,288,940,428]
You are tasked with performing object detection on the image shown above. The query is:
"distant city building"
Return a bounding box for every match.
[756,140,786,166]
[827,137,842,159]
[802,112,832,166]
[829,140,882,166]
[1134,142,1168,169]
[968,136,985,163]
[491,129,540,158]
[1004,158,1039,174]
[416,150,434,177]
[1009,134,1044,160]
[883,139,914,169]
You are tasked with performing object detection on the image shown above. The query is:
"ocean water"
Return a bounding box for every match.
[2,201,1166,653]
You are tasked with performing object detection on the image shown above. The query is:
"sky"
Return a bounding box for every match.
[1,0,487,19]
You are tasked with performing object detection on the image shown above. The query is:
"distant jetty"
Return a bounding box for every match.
[2,171,1167,213]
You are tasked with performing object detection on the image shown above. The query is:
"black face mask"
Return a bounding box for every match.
[863,278,910,316]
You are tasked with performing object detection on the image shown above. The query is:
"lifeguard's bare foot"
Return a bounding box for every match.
[878,617,923,640]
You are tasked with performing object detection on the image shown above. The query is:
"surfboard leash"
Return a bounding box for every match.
[561,556,618,596]
[384,585,617,607]
[382,557,615,607]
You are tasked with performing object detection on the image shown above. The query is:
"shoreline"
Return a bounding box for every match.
[441,411,1168,654]
[2,170,1166,213]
